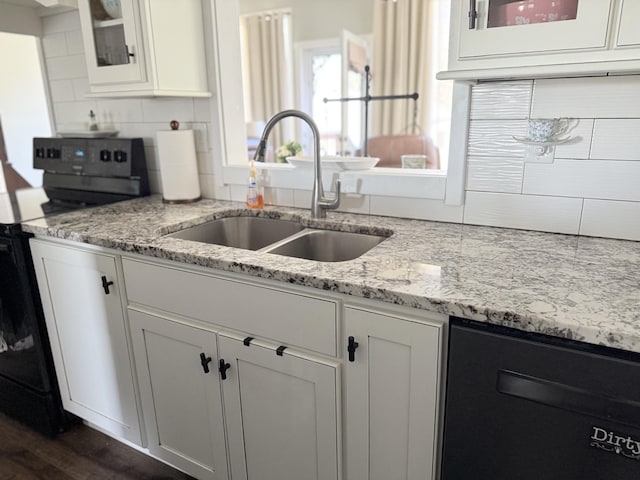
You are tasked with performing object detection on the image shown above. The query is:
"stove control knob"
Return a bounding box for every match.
[100,149,111,162]
[46,148,60,158]
[114,150,127,163]
[35,147,45,158]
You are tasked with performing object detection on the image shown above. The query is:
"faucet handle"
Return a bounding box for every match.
[320,179,341,210]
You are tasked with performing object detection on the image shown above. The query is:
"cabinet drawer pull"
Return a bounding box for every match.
[347,336,359,362]
[101,275,114,294]
[468,0,477,29]
[219,359,231,380]
[200,353,212,374]
[243,336,254,346]
[276,345,287,356]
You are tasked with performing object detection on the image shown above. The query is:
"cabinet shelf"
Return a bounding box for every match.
[92,17,124,29]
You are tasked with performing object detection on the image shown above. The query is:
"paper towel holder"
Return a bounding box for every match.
[158,120,202,204]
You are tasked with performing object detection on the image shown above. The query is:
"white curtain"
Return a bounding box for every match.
[372,0,451,146]
[239,10,295,156]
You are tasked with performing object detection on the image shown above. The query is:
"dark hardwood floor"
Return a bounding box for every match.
[0,412,195,479]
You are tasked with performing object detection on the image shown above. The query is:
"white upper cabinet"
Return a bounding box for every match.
[459,0,612,58]
[616,0,640,47]
[78,0,210,97]
[441,0,640,80]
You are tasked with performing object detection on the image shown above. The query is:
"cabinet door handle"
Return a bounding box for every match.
[125,45,135,63]
[347,336,359,362]
[200,353,212,374]
[101,275,114,294]
[468,0,478,29]
[219,359,231,380]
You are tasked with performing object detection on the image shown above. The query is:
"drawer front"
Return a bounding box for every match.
[123,258,337,356]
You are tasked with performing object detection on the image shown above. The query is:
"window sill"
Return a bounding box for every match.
[222,164,448,200]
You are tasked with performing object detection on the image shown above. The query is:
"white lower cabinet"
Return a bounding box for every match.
[128,312,340,480]
[219,334,340,480]
[128,309,229,480]
[30,243,445,480]
[344,305,445,480]
[29,239,142,444]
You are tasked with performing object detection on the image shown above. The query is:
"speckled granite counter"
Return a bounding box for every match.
[22,195,640,354]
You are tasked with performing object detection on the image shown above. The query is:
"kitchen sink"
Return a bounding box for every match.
[165,216,305,250]
[265,229,387,262]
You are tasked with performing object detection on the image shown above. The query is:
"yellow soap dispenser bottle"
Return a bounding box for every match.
[246,160,264,209]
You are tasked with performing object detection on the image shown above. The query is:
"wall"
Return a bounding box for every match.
[463,76,640,241]
[39,10,220,198]
[0,32,52,187]
[32,8,640,242]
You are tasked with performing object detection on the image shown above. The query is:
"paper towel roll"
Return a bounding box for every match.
[156,128,201,203]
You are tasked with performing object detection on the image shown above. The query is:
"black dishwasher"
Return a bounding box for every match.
[441,317,640,480]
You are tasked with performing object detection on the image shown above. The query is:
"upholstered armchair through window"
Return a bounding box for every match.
[367,134,440,169]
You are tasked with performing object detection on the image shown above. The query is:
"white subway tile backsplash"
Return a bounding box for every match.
[293,189,312,209]
[147,169,162,195]
[229,184,247,203]
[264,188,295,207]
[48,79,74,102]
[466,156,524,193]
[523,159,640,202]
[46,54,87,80]
[467,120,528,157]
[199,174,229,199]
[72,77,90,101]
[142,98,195,123]
[143,146,159,170]
[463,191,583,234]
[65,29,84,55]
[370,196,464,222]
[465,75,640,240]
[192,123,209,153]
[590,119,640,161]
[470,81,532,120]
[42,33,67,58]
[197,152,215,175]
[53,100,97,126]
[194,98,212,122]
[336,194,370,215]
[580,199,640,241]
[42,11,81,35]
[96,99,144,123]
[554,119,594,160]
[532,76,640,118]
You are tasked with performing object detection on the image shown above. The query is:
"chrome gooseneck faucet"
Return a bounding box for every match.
[254,109,340,218]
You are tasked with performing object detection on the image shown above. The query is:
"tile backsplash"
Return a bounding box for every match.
[463,76,640,241]
[38,11,639,241]
[40,10,219,198]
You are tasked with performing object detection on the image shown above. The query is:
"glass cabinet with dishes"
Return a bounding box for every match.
[79,0,146,85]
[440,0,640,79]
[457,0,613,59]
[78,0,210,97]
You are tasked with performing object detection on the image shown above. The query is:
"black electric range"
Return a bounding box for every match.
[0,137,149,436]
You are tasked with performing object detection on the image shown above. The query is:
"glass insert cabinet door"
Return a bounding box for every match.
[457,0,614,58]
[79,0,147,85]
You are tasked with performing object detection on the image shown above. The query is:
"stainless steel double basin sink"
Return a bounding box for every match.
[165,216,389,262]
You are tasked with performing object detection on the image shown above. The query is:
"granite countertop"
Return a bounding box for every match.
[22,195,640,354]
